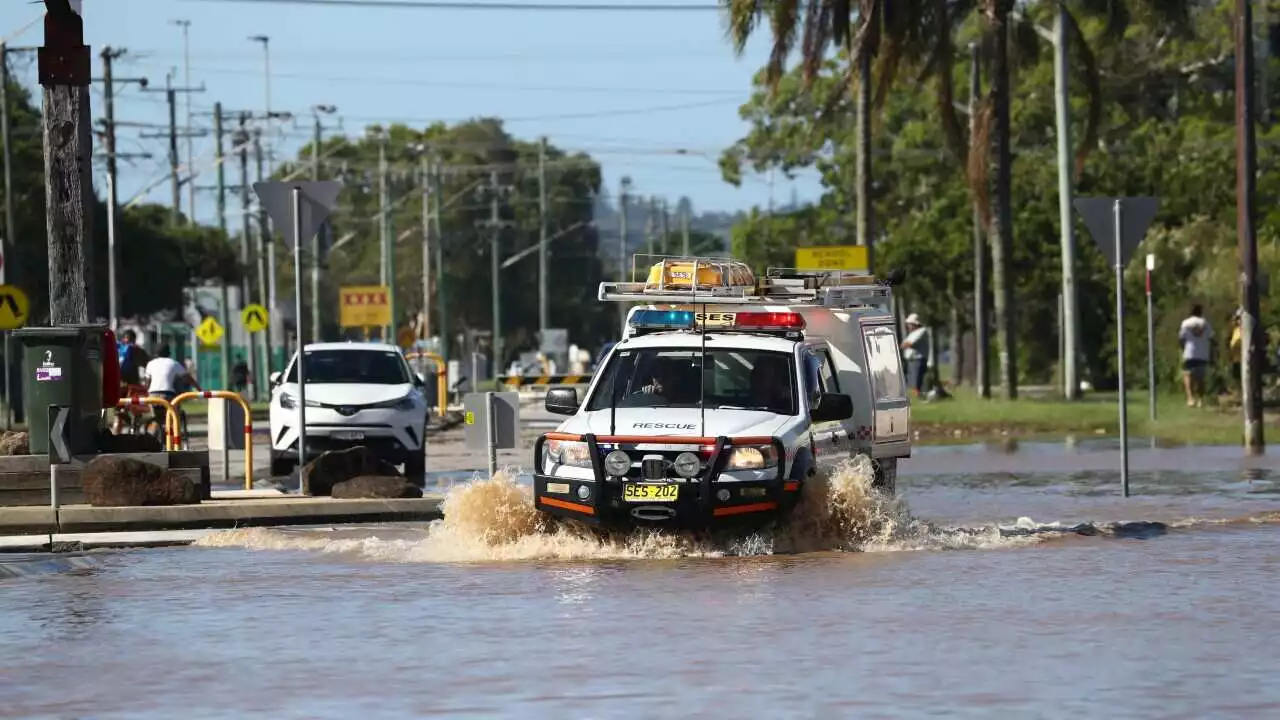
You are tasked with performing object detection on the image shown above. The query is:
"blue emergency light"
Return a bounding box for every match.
[629,309,696,330]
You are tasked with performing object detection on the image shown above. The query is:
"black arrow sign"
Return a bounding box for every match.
[247,309,265,326]
[0,294,24,317]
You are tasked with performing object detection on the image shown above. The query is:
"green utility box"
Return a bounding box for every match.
[13,325,108,456]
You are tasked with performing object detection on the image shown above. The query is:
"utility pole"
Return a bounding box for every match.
[1237,0,1265,452]
[140,72,205,225]
[644,197,656,257]
[377,135,390,340]
[253,127,276,369]
[537,136,549,340]
[309,105,336,343]
[617,177,631,329]
[420,156,432,345]
[1053,5,1080,400]
[660,198,670,255]
[235,113,260,397]
[970,42,990,398]
[431,160,447,362]
[170,19,196,221]
[39,0,95,324]
[212,102,231,391]
[680,204,690,256]
[477,170,514,377]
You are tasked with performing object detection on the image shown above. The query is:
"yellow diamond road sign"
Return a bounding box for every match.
[196,316,224,347]
[242,304,269,333]
[0,284,29,331]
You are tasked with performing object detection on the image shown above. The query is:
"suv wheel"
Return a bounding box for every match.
[270,454,295,478]
[404,449,426,487]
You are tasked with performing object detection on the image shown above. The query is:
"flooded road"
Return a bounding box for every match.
[3,441,1279,718]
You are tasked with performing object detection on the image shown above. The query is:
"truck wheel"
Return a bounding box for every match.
[404,450,426,487]
[872,458,897,495]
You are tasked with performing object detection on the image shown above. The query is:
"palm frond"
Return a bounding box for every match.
[1063,5,1101,182]
[767,0,803,90]
[799,0,832,84]
[930,0,968,167]
[967,93,994,229]
[724,0,765,56]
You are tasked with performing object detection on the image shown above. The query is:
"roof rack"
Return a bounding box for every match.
[598,256,893,310]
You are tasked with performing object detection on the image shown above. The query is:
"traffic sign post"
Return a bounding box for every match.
[253,180,343,486]
[0,284,29,330]
[242,303,269,334]
[1146,253,1156,423]
[195,316,224,347]
[1074,196,1160,499]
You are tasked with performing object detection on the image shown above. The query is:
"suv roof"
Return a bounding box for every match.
[299,341,402,353]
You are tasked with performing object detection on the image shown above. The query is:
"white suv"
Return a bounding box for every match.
[268,342,430,481]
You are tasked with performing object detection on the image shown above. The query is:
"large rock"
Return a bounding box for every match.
[299,446,401,496]
[331,475,424,499]
[81,456,201,507]
[0,431,29,456]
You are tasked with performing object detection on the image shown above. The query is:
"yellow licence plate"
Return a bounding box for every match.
[623,483,679,503]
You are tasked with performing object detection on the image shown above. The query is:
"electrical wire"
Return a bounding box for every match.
[185,0,722,11]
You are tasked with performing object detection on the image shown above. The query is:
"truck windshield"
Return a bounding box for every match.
[585,346,797,415]
[285,349,412,385]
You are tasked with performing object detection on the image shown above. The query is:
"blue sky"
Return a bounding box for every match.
[1,0,822,229]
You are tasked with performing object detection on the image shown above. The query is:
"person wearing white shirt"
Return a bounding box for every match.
[1178,304,1213,408]
[900,313,930,398]
[142,344,202,426]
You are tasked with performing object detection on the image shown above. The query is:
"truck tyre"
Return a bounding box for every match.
[872,458,897,495]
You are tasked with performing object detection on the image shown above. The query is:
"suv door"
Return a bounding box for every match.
[860,323,910,449]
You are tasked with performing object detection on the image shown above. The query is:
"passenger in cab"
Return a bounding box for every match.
[749,355,792,413]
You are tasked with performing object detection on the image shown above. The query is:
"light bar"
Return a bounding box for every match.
[630,309,696,330]
[734,312,805,330]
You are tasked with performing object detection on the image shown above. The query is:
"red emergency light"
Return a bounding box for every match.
[733,311,805,331]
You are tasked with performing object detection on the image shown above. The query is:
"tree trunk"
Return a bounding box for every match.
[44,85,94,325]
[950,277,965,387]
[991,1,1018,399]
[856,48,874,273]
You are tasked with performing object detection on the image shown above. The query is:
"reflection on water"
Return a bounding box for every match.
[3,445,1279,718]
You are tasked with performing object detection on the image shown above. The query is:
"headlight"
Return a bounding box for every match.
[725,445,778,470]
[279,393,321,409]
[603,450,631,477]
[546,440,591,468]
[672,452,701,478]
[370,393,419,411]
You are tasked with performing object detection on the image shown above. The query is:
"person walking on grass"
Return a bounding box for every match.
[1178,303,1213,408]
[901,313,930,398]
[1229,308,1243,398]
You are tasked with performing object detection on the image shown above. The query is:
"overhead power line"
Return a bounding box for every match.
[188,0,721,10]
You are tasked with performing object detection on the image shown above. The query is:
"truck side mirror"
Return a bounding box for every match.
[545,387,580,415]
[811,393,853,422]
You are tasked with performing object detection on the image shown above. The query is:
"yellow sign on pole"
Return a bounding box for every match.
[195,316,224,347]
[339,285,392,328]
[794,245,869,272]
[242,304,269,333]
[0,284,29,330]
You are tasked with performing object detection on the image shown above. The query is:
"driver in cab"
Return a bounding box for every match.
[634,359,697,405]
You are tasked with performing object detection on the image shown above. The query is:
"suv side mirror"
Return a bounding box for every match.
[545,387,580,415]
[269,371,282,386]
[811,392,853,422]
[414,372,427,386]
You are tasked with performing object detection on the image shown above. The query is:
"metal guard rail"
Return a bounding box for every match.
[405,351,448,416]
[171,390,254,490]
[115,397,179,451]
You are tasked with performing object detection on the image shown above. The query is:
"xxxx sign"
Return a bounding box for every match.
[339,285,391,328]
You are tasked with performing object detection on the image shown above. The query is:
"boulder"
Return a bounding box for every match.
[331,476,424,499]
[0,431,29,456]
[298,446,401,496]
[81,456,201,507]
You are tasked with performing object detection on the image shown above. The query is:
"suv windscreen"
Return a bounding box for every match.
[285,350,411,384]
[585,346,797,415]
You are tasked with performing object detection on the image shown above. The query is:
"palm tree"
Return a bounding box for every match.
[723,0,941,274]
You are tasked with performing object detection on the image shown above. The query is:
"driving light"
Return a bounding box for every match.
[604,450,631,477]
[546,439,591,468]
[716,488,731,502]
[725,446,778,470]
[672,452,701,478]
[577,485,591,500]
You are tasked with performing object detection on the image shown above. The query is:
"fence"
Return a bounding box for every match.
[114,396,180,451]
[171,390,255,490]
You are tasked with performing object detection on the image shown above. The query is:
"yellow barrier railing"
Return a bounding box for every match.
[171,390,254,490]
[115,397,179,451]
[406,351,448,417]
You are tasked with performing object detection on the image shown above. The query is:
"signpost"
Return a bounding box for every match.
[794,245,869,272]
[48,405,71,509]
[254,180,343,488]
[463,391,519,478]
[339,285,392,329]
[1074,196,1161,498]
[1145,253,1156,422]
[0,284,27,429]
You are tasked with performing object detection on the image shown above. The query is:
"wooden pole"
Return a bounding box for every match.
[39,0,95,324]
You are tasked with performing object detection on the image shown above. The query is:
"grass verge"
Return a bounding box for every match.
[911,389,1255,446]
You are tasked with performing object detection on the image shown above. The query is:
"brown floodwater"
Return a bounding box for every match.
[2,440,1279,718]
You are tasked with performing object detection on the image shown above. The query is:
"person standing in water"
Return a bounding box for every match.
[1178,304,1213,407]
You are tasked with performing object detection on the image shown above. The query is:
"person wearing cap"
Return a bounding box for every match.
[901,313,930,398]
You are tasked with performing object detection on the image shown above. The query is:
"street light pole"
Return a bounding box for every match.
[171,19,196,222]
[248,34,272,175]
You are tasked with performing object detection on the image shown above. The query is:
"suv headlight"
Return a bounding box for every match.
[278,392,321,410]
[724,445,778,470]
[370,393,419,411]
[545,439,591,468]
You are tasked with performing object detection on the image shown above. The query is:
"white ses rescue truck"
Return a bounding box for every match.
[533,257,911,530]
